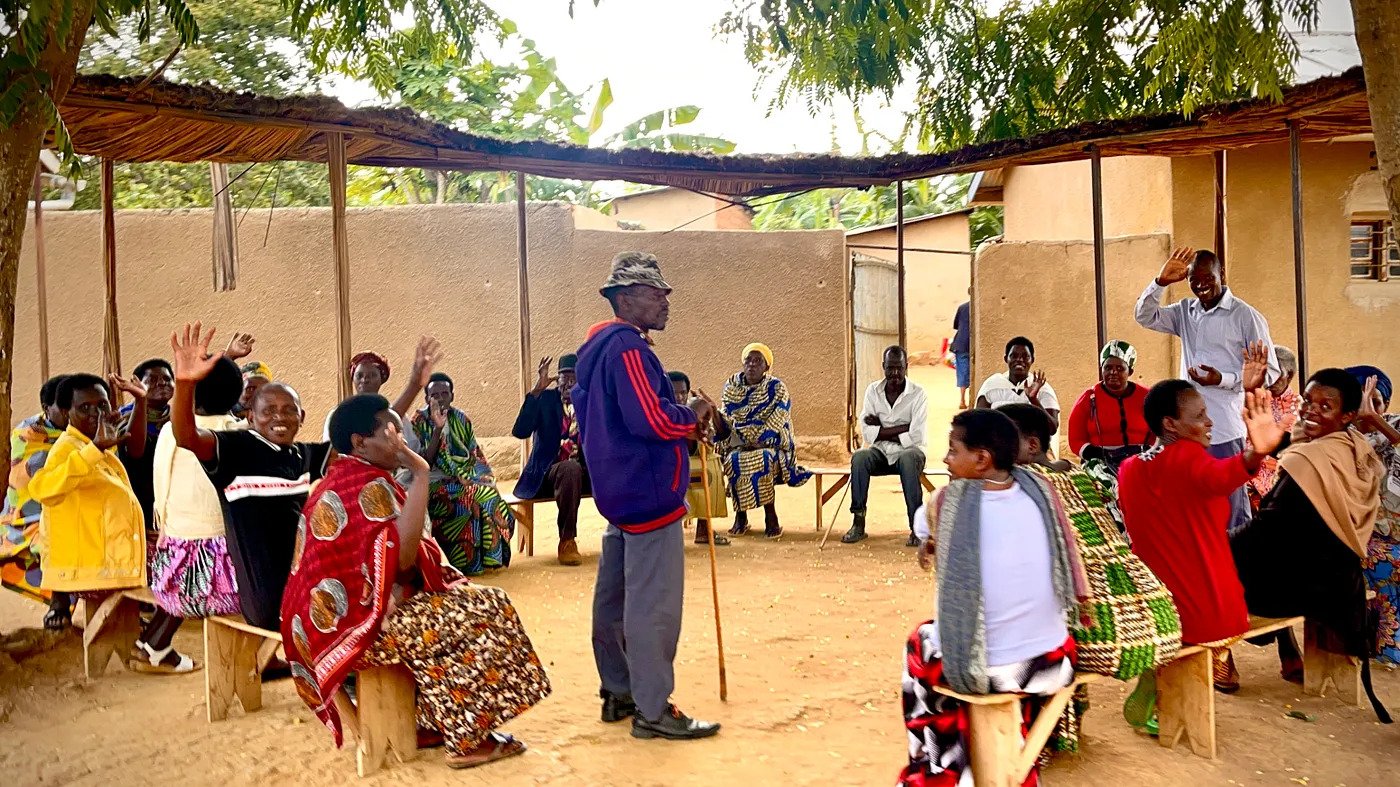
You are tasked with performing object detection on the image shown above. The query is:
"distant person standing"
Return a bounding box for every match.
[1135,247,1279,533]
[951,298,972,409]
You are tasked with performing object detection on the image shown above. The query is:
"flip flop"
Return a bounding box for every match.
[445,732,527,770]
[127,642,200,675]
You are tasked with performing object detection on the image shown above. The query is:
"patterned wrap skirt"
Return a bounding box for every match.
[358,583,551,755]
[899,620,1077,787]
[148,534,240,618]
[428,479,515,576]
[1364,525,1400,665]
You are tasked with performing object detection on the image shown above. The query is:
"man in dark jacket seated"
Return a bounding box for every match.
[512,353,589,566]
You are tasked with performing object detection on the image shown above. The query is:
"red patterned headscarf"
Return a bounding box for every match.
[349,351,390,382]
[280,455,458,747]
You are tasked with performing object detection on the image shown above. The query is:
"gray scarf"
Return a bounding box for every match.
[934,467,1081,694]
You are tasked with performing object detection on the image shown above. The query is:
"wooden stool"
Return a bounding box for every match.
[80,588,152,679]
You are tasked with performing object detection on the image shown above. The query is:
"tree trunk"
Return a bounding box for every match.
[0,1,96,429]
[1352,0,1400,234]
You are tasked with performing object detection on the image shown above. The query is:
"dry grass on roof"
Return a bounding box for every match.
[56,67,1370,197]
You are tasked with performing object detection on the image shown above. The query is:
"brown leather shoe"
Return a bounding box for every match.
[558,539,583,566]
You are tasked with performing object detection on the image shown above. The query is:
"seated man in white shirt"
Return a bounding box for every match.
[843,346,928,547]
[975,336,1060,432]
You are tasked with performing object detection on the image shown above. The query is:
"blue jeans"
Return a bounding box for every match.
[1208,438,1252,534]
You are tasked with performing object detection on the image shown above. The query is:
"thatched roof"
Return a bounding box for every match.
[57,67,1370,198]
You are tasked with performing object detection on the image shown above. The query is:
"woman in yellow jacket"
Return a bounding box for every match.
[32,373,148,594]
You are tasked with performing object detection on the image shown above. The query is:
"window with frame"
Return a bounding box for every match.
[1350,219,1400,281]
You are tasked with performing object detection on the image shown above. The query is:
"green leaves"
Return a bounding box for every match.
[725,0,1320,150]
[586,78,613,136]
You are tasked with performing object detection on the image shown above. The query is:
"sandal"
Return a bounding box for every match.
[127,641,200,675]
[43,607,72,632]
[445,732,527,769]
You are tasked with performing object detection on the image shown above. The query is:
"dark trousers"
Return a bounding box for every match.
[850,447,926,527]
[536,458,589,541]
[591,520,684,721]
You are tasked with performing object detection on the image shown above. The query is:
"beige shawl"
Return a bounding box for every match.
[1278,429,1383,557]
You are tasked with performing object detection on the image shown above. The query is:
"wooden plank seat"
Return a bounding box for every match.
[931,615,1362,782]
[808,466,950,528]
[80,586,155,679]
[203,615,417,777]
[502,491,592,557]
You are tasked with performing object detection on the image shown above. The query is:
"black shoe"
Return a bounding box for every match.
[601,690,637,723]
[840,515,867,544]
[631,704,721,740]
[905,532,921,547]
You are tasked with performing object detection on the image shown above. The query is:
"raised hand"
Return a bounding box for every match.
[1188,365,1223,388]
[1156,246,1194,286]
[1241,341,1270,392]
[1360,375,1384,425]
[93,415,127,451]
[107,373,148,401]
[410,336,444,389]
[533,356,557,393]
[169,322,223,382]
[1026,370,1048,401]
[225,332,257,360]
[430,400,449,430]
[1243,389,1285,456]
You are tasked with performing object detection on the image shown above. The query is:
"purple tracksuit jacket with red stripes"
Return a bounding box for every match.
[572,319,697,533]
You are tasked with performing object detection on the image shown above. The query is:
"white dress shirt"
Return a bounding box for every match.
[860,379,928,464]
[1135,281,1279,444]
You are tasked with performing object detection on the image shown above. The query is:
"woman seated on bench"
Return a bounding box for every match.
[30,375,161,641]
[901,409,1088,786]
[1118,380,1285,695]
[283,394,550,770]
[1231,369,1385,706]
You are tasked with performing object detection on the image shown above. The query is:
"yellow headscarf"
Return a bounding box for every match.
[742,343,773,368]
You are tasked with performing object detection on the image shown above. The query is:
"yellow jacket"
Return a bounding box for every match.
[32,427,146,591]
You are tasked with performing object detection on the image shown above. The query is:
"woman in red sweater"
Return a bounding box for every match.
[1068,340,1151,469]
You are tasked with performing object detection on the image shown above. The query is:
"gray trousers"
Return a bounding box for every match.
[591,519,684,721]
[1208,438,1252,534]
[850,447,927,527]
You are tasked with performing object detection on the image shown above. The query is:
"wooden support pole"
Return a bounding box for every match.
[895,180,907,349]
[516,172,532,472]
[1089,145,1108,350]
[327,133,353,401]
[100,159,121,378]
[1213,150,1227,268]
[31,168,50,380]
[1288,121,1309,380]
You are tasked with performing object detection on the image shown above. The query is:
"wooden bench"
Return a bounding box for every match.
[80,587,155,679]
[932,615,1362,783]
[809,466,950,528]
[502,491,592,557]
[931,672,1103,787]
[204,615,418,777]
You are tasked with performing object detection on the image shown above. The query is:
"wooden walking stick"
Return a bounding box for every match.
[697,438,728,701]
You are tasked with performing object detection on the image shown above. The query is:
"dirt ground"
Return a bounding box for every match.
[2,366,1398,786]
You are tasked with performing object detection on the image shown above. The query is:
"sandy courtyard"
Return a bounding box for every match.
[2,366,1398,786]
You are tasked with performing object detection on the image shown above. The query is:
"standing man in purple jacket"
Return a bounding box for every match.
[572,251,722,741]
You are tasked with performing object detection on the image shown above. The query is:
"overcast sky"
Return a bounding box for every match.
[331,0,1362,158]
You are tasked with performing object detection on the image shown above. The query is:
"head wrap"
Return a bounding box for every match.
[742,343,773,368]
[1099,340,1137,373]
[349,351,390,382]
[240,361,272,382]
[558,353,578,372]
[600,251,672,294]
[1345,365,1392,404]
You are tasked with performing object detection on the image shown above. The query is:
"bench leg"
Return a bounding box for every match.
[354,664,419,777]
[1303,620,1362,708]
[83,593,141,679]
[1157,648,1216,759]
[204,619,264,722]
[967,698,1023,787]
